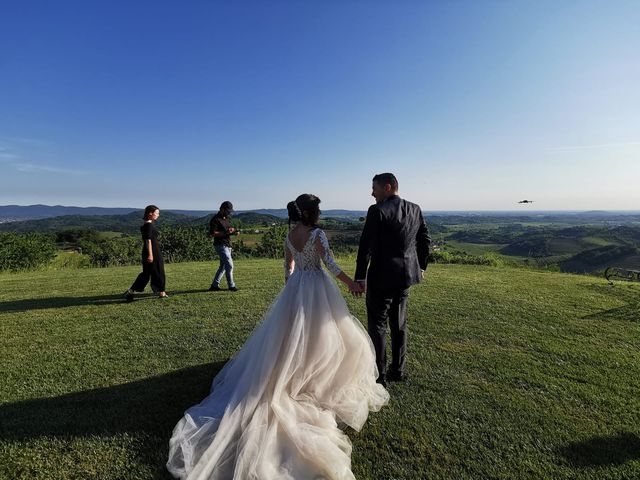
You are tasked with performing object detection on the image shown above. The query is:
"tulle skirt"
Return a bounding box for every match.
[167,269,389,480]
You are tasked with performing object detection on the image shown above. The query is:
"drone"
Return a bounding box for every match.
[518,200,534,204]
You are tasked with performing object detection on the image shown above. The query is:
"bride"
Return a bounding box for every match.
[167,194,389,480]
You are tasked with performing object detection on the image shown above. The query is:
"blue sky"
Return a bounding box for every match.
[1,1,638,211]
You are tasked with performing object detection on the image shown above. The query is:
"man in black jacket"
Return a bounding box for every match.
[355,173,431,386]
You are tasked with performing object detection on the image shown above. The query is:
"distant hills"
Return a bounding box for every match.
[0,205,210,222]
[2,204,639,224]
[0,210,287,234]
[0,211,194,234]
[1,205,639,274]
[0,205,367,223]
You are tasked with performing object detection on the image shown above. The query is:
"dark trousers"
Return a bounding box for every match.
[366,284,409,379]
[131,255,165,293]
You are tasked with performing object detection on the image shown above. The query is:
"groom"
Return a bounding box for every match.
[354,173,431,387]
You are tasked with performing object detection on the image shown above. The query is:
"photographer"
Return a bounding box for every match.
[208,200,240,291]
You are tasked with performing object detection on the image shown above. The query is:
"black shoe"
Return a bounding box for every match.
[124,290,134,302]
[208,285,221,291]
[376,375,387,388]
[387,371,407,382]
[228,286,238,292]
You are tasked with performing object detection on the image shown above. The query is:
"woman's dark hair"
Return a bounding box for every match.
[143,205,159,220]
[287,194,321,228]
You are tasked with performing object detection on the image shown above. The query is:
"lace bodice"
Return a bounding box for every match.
[284,229,342,280]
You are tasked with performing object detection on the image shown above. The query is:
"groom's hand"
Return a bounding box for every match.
[348,281,362,297]
[352,280,366,297]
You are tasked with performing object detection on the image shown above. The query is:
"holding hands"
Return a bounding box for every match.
[349,280,365,297]
[335,271,364,297]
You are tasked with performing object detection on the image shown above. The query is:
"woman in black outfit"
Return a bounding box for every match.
[124,205,168,301]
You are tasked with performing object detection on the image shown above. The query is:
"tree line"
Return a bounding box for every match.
[0,226,294,271]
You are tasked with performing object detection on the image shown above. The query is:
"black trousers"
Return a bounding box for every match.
[366,284,409,378]
[131,254,165,293]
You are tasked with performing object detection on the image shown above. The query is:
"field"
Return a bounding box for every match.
[442,240,508,256]
[1,259,639,479]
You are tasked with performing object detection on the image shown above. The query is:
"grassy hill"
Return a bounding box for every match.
[1,260,639,479]
[443,224,640,273]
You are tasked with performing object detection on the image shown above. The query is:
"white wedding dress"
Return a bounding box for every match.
[167,228,389,480]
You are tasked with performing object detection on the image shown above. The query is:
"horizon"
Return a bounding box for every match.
[1,1,639,210]
[2,203,640,215]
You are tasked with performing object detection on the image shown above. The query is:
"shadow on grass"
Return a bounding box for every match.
[559,432,640,467]
[582,302,640,322]
[0,361,227,473]
[578,283,640,322]
[0,289,214,313]
[169,288,213,295]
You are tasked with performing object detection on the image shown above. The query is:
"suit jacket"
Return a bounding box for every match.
[355,196,431,291]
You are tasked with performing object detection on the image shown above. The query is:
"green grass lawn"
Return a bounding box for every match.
[1,260,639,479]
[443,240,507,256]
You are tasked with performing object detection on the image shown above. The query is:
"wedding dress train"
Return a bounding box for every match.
[167,229,389,480]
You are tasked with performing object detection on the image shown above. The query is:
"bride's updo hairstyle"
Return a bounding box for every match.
[287,194,321,228]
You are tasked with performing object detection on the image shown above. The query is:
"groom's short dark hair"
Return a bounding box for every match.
[372,173,398,191]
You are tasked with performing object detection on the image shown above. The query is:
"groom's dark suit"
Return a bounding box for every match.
[355,195,430,380]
